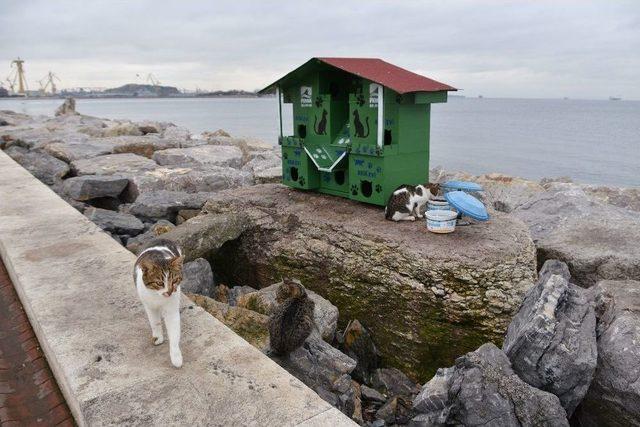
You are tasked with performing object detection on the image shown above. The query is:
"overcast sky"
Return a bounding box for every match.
[1,0,638,99]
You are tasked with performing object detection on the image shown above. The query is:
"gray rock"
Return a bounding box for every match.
[371,368,420,398]
[125,166,253,200]
[84,207,145,235]
[514,186,640,287]
[575,280,640,427]
[162,125,191,141]
[582,184,640,213]
[55,98,78,116]
[44,139,115,162]
[160,213,250,261]
[275,337,357,395]
[253,166,282,184]
[127,191,214,222]
[361,385,386,403]
[125,220,175,254]
[4,146,69,185]
[109,135,181,158]
[181,258,214,297]
[332,374,363,423]
[203,184,537,381]
[227,285,257,306]
[412,343,569,427]
[339,319,380,384]
[62,175,129,201]
[503,260,597,416]
[153,145,244,169]
[375,395,413,425]
[71,153,157,176]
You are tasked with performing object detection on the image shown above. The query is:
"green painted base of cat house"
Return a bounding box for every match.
[264,58,456,207]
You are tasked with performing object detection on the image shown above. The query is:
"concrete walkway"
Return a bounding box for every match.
[0,150,354,426]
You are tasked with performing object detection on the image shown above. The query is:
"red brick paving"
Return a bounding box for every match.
[0,259,75,426]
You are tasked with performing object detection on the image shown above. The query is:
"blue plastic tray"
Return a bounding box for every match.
[444,191,489,221]
[442,180,483,192]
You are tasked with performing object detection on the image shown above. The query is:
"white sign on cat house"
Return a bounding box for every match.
[300,86,312,107]
[369,84,381,107]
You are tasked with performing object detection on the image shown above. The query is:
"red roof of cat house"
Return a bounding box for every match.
[260,57,456,94]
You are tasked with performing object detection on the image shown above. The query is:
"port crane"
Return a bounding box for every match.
[39,71,61,94]
[6,58,28,95]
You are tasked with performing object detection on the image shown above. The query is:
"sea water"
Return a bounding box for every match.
[1,96,638,187]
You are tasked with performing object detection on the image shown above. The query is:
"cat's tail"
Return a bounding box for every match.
[384,205,391,220]
[364,116,370,137]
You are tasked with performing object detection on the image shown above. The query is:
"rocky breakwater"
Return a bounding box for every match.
[0,103,281,247]
[434,169,640,287]
[199,184,537,381]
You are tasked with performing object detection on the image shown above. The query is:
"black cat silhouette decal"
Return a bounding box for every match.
[314,109,328,135]
[353,110,370,138]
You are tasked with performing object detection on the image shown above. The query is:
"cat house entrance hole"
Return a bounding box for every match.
[297,124,307,139]
[384,129,392,145]
[290,167,299,182]
[361,180,373,198]
[334,170,345,185]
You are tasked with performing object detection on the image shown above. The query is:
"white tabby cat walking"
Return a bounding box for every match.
[134,238,184,368]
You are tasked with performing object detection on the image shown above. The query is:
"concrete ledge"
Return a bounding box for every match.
[0,150,355,426]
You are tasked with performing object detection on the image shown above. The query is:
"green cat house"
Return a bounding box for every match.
[260,57,456,206]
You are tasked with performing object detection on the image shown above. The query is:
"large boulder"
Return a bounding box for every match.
[4,146,69,185]
[575,280,640,426]
[370,368,420,398]
[126,190,214,222]
[71,153,157,176]
[153,145,244,169]
[236,280,339,342]
[160,213,250,261]
[84,207,144,236]
[44,139,115,162]
[514,186,640,287]
[62,175,129,201]
[181,258,215,297]
[125,166,252,199]
[412,343,569,427]
[125,220,175,254]
[503,260,597,416]
[109,135,181,158]
[204,184,537,381]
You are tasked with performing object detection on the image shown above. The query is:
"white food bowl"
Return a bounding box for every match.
[427,197,453,211]
[426,209,458,234]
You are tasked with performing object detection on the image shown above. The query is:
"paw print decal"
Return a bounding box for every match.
[351,184,358,196]
[356,94,366,107]
[322,174,331,183]
[375,184,382,193]
[315,96,324,108]
[283,152,288,160]
[299,177,306,187]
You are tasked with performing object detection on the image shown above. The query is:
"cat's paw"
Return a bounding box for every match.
[416,214,424,219]
[153,336,164,346]
[171,349,183,368]
[409,217,416,221]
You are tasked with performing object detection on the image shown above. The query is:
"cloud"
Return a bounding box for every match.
[1,0,638,99]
